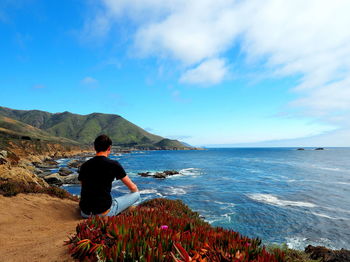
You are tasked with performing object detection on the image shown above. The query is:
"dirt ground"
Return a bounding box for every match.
[0,193,83,262]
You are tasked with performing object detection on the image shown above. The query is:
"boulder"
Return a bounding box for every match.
[62,174,80,184]
[0,150,8,165]
[67,159,84,169]
[153,172,167,179]
[0,150,8,158]
[43,173,63,186]
[43,159,59,166]
[163,170,179,176]
[138,172,152,177]
[59,167,73,176]
[315,147,325,150]
[0,156,7,165]
[138,170,180,179]
[305,245,350,262]
[297,148,305,150]
[32,161,58,169]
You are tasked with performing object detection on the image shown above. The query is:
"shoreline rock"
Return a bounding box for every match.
[305,245,350,262]
[138,170,180,179]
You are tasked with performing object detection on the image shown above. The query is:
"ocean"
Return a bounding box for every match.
[62,148,350,250]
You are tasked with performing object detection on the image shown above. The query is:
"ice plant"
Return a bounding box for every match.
[66,198,285,261]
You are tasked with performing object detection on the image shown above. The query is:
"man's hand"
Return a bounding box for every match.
[121,176,139,192]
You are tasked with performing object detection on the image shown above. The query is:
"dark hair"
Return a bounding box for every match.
[94,134,112,152]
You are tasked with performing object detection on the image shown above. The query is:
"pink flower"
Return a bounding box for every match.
[161,225,168,230]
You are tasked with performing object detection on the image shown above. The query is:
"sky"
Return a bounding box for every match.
[1,0,350,147]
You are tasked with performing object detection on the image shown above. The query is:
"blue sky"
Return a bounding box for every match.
[1,0,350,146]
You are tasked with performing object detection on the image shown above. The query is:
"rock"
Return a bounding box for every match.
[315,147,325,150]
[36,170,52,178]
[0,150,8,165]
[0,157,7,165]
[32,161,58,169]
[43,159,59,166]
[138,172,152,177]
[138,170,180,179]
[163,170,179,176]
[67,159,84,169]
[0,150,8,158]
[297,148,305,150]
[62,174,80,184]
[153,172,167,179]
[43,173,63,186]
[58,167,73,176]
[305,245,350,262]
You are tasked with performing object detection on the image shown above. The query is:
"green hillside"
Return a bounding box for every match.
[0,115,77,144]
[0,106,189,149]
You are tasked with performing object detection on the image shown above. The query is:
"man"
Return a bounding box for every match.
[78,134,140,218]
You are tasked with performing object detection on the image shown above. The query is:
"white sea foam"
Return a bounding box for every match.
[164,186,187,195]
[286,237,336,250]
[156,193,164,197]
[179,168,201,176]
[335,181,350,185]
[311,212,337,220]
[221,212,235,223]
[139,189,158,194]
[248,193,316,208]
[323,206,350,215]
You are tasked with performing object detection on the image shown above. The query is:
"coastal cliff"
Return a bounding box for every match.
[0,133,93,187]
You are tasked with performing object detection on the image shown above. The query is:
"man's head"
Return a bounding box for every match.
[94,134,112,153]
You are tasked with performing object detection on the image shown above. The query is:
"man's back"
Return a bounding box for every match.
[78,156,126,214]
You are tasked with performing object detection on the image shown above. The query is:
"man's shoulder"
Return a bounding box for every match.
[82,156,121,168]
[103,157,121,166]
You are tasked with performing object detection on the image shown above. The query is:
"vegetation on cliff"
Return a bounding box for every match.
[0,180,78,200]
[66,198,284,262]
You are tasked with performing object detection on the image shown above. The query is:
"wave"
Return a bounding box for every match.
[286,236,336,250]
[334,181,350,185]
[139,189,158,194]
[248,193,316,208]
[179,168,202,176]
[164,186,187,195]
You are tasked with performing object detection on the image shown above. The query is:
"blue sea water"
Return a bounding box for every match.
[62,148,350,250]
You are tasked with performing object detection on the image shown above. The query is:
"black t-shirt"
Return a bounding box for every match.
[78,156,126,214]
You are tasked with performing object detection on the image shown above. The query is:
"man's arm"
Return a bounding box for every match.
[121,176,139,192]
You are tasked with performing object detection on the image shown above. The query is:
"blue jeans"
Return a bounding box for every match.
[81,192,140,218]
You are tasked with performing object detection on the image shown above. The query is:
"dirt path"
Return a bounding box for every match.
[0,194,82,262]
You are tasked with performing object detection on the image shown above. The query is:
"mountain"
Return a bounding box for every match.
[0,106,190,149]
[0,115,77,144]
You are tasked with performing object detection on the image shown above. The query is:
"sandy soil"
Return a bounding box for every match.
[0,194,83,262]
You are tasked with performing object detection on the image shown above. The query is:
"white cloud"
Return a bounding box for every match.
[180,58,228,85]
[87,0,350,134]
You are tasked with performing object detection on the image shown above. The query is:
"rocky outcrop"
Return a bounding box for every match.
[0,150,7,165]
[58,167,73,176]
[43,172,79,186]
[138,170,180,179]
[305,245,350,262]
[67,159,84,169]
[0,138,93,188]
